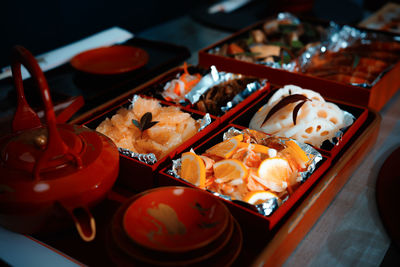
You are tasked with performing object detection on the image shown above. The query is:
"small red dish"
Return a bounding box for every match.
[70,45,149,75]
[122,186,231,253]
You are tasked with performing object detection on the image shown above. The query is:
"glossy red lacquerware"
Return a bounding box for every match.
[0,46,119,241]
[70,45,149,75]
[107,188,239,266]
[122,186,231,253]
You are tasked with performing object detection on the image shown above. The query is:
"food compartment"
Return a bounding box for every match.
[158,124,331,233]
[139,64,271,123]
[206,12,327,68]
[198,13,400,110]
[230,85,369,157]
[28,107,380,267]
[82,95,218,191]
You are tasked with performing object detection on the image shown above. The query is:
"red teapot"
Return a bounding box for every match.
[0,46,119,241]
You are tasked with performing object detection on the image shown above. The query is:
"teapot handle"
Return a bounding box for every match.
[11,45,82,180]
[63,204,96,242]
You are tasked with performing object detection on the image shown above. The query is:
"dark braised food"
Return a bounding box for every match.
[195,77,258,116]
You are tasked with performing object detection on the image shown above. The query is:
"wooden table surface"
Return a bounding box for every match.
[283,90,400,266]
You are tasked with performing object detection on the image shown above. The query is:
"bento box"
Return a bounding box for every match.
[230,85,369,158]
[198,13,400,111]
[155,82,378,265]
[45,60,381,266]
[74,64,271,191]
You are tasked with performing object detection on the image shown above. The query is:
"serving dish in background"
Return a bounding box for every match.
[70,45,149,75]
[0,37,191,128]
[358,2,400,34]
[198,14,400,111]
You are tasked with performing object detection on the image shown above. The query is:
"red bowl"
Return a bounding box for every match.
[122,186,231,253]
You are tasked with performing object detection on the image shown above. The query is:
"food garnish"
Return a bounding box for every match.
[261,94,309,126]
[205,137,240,159]
[162,62,202,103]
[178,128,319,211]
[132,112,159,133]
[213,159,248,184]
[181,152,206,188]
[257,157,292,193]
[243,190,280,205]
[250,85,354,148]
[96,96,200,160]
[212,13,324,65]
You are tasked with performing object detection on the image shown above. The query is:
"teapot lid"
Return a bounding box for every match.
[1,125,85,180]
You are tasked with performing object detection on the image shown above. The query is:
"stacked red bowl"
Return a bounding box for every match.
[107,186,242,266]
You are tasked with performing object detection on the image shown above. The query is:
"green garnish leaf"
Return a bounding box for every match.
[291,40,304,49]
[246,35,254,46]
[132,119,141,129]
[132,112,159,132]
[278,24,298,34]
[231,51,260,57]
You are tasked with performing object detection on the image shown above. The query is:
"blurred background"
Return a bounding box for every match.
[1,0,396,68]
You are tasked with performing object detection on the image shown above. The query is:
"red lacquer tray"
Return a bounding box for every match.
[56,65,382,266]
[229,85,369,158]
[73,64,272,191]
[198,16,400,111]
[81,96,219,191]
[30,106,380,267]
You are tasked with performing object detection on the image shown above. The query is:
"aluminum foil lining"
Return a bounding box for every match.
[338,110,356,140]
[185,65,238,104]
[207,12,307,71]
[276,12,301,25]
[116,95,212,165]
[119,148,157,165]
[298,22,400,88]
[185,66,267,113]
[168,127,323,217]
[220,79,267,113]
